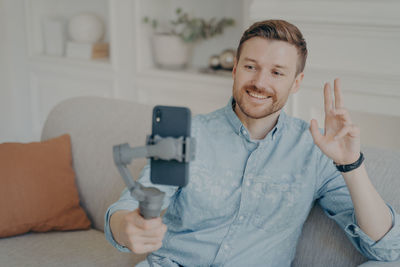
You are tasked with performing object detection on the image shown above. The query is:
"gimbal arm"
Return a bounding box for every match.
[113,135,195,219]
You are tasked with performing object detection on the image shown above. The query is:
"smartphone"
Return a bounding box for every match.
[150,105,191,187]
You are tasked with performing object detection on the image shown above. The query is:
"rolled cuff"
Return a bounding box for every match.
[345,204,394,246]
[345,204,400,261]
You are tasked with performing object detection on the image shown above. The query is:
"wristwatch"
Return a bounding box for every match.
[334,152,364,173]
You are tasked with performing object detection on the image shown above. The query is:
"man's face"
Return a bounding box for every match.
[232,37,303,119]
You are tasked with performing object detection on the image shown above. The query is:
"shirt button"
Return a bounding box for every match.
[224,244,229,249]
[239,216,244,220]
[245,181,250,186]
[242,129,247,135]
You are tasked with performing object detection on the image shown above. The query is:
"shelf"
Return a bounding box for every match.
[29,54,113,71]
[137,67,233,87]
[135,0,245,84]
[25,0,111,63]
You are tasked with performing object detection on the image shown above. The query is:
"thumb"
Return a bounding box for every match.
[309,119,324,146]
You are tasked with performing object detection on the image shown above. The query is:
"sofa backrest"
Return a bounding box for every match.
[292,146,400,267]
[42,96,153,231]
[42,96,400,266]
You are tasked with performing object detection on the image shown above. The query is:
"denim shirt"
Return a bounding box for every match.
[105,97,399,267]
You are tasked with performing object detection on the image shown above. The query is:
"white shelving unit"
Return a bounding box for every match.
[24,0,116,139]
[134,0,249,77]
[5,0,399,148]
[132,0,250,114]
[23,0,250,139]
[25,0,112,66]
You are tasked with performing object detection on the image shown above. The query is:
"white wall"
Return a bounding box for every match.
[0,0,14,141]
[250,0,400,150]
[0,0,31,142]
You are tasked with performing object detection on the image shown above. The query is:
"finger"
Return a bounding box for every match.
[130,209,163,230]
[335,124,360,140]
[130,241,163,254]
[332,108,352,124]
[309,119,324,146]
[334,125,352,140]
[141,242,163,252]
[348,124,360,138]
[133,235,164,245]
[140,224,167,238]
[324,83,333,114]
[334,78,344,109]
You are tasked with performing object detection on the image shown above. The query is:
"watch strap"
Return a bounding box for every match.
[334,152,364,173]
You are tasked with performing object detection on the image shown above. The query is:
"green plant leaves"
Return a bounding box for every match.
[143,7,235,43]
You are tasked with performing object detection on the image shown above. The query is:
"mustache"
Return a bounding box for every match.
[243,85,275,96]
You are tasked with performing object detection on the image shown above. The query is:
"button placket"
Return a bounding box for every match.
[239,147,260,219]
[215,150,257,264]
[214,238,234,265]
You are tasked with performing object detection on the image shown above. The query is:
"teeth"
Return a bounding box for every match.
[248,91,268,99]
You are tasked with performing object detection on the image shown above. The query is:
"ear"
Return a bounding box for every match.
[290,72,304,94]
[232,57,238,80]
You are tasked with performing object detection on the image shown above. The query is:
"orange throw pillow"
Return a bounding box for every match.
[0,134,91,238]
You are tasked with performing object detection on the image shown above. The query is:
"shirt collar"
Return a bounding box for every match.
[223,96,287,142]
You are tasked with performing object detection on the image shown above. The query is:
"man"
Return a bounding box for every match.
[105,20,400,266]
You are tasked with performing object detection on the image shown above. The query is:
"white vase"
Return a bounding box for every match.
[152,34,193,69]
[43,17,66,56]
[68,13,105,44]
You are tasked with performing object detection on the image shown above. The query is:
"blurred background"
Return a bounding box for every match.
[1,0,399,150]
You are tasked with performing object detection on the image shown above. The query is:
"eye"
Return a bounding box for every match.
[272,71,283,76]
[244,65,256,70]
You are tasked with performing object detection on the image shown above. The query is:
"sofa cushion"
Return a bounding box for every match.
[0,134,91,238]
[359,261,400,267]
[0,229,146,266]
[41,97,153,231]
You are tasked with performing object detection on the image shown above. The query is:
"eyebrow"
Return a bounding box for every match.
[243,57,289,70]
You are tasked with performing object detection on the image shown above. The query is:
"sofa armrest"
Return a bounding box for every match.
[358,261,400,267]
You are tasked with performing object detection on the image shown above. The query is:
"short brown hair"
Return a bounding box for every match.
[236,20,308,76]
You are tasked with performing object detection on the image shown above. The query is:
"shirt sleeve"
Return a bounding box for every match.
[104,160,179,252]
[315,151,400,262]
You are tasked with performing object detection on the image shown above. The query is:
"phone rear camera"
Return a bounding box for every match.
[155,109,161,122]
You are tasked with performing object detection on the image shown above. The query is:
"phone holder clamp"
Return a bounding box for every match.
[113,135,196,219]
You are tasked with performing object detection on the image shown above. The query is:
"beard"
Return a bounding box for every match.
[232,83,288,119]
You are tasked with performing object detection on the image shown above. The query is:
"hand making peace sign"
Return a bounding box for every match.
[309,78,361,165]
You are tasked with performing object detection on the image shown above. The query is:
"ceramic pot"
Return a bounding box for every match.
[152,34,193,69]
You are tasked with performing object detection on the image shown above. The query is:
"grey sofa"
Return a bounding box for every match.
[1,96,399,267]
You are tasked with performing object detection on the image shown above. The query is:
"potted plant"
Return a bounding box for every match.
[144,8,235,69]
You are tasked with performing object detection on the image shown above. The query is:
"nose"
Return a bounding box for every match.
[252,69,270,91]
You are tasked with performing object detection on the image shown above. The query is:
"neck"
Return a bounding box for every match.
[234,105,281,140]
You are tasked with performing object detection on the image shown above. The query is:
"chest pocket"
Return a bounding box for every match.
[174,164,242,229]
[251,172,312,233]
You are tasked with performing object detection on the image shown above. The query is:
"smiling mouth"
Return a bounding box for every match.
[246,90,272,100]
